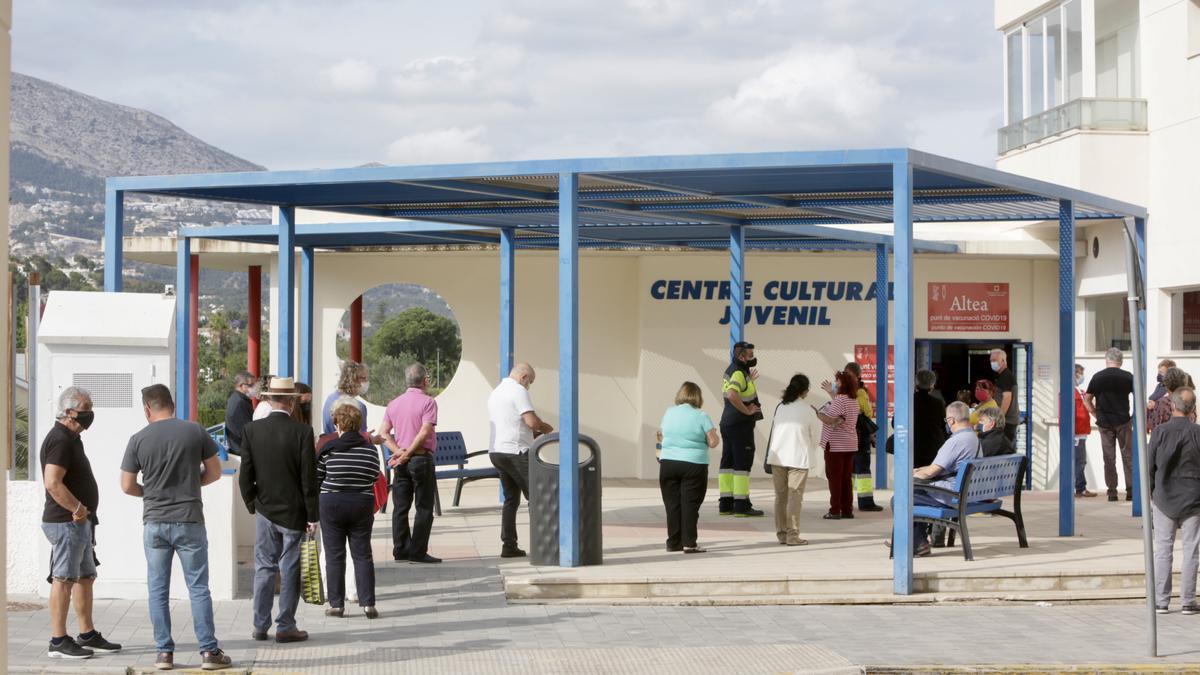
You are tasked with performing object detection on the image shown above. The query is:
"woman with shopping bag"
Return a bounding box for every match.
[315,397,383,619]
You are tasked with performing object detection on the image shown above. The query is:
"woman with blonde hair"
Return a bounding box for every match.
[656,381,719,554]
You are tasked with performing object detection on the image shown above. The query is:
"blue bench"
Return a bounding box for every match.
[432,431,500,516]
[911,454,1029,561]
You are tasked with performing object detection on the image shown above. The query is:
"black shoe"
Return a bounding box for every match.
[47,637,93,660]
[325,607,344,618]
[500,548,527,559]
[823,512,841,520]
[1126,492,1133,502]
[1182,605,1199,616]
[1157,606,1170,615]
[251,631,269,641]
[858,504,884,512]
[841,512,855,519]
[735,507,765,518]
[1107,492,1119,502]
[363,606,380,619]
[718,510,734,516]
[77,632,121,653]
[409,553,442,564]
[666,544,683,552]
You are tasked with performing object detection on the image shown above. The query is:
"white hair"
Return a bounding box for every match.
[405,362,428,388]
[990,349,1007,364]
[56,387,92,418]
[1105,347,1124,365]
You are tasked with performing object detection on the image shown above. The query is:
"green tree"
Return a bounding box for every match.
[366,307,461,386]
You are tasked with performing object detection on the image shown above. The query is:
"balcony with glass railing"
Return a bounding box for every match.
[998,98,1147,154]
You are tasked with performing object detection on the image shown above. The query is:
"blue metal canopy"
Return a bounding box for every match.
[104,147,1149,598]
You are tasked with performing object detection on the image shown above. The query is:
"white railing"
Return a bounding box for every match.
[998,98,1147,154]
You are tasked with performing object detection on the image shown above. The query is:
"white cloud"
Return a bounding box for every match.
[385,126,493,165]
[318,58,378,94]
[707,46,900,146]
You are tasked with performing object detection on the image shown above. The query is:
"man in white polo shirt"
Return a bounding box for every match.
[488,363,554,559]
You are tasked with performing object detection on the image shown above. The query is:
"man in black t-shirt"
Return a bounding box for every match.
[1085,347,1136,501]
[39,387,121,660]
[990,349,1020,445]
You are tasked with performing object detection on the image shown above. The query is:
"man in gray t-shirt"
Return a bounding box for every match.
[119,385,231,669]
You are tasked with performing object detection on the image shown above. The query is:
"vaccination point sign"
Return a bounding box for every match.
[927,282,1009,332]
[854,344,894,415]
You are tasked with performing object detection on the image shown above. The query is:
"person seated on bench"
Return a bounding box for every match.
[887,401,981,557]
[977,407,1014,457]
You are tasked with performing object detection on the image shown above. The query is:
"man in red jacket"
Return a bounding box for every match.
[1073,364,1098,498]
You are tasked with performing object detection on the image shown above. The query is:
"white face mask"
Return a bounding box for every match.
[1075,375,1084,386]
[359,381,370,396]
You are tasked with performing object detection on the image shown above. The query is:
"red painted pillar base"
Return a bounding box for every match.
[248,265,262,377]
[350,295,363,363]
[188,254,199,422]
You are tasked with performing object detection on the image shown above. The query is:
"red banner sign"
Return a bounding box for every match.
[927,282,1009,332]
[854,344,894,416]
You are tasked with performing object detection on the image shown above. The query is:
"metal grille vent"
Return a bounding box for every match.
[72,373,135,408]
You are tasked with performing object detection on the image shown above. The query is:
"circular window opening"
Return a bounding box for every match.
[335,283,462,406]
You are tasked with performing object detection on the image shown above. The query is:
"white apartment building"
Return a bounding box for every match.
[995,0,1200,376]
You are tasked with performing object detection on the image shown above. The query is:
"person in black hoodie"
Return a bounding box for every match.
[977,407,1015,457]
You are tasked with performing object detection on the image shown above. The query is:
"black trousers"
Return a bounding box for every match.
[489,451,530,552]
[1003,420,1018,445]
[319,492,375,607]
[391,454,435,560]
[659,459,708,549]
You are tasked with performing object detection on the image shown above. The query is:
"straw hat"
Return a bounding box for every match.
[264,377,301,397]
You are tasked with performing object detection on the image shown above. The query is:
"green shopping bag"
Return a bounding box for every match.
[300,530,325,605]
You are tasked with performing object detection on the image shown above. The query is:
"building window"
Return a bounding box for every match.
[1089,294,1130,352]
[1003,1,1084,125]
[1095,0,1140,97]
[1006,29,1024,123]
[1066,0,1083,98]
[1171,289,1200,351]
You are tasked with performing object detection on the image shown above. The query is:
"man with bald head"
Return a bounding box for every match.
[1148,386,1200,614]
[488,363,554,558]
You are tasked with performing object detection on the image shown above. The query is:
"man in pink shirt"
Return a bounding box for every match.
[378,363,440,564]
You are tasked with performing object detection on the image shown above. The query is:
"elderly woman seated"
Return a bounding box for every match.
[977,406,1014,457]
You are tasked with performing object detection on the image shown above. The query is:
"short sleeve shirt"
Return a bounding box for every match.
[489,378,536,455]
[819,394,860,452]
[322,391,368,436]
[994,368,1019,423]
[930,428,982,493]
[659,404,714,465]
[720,364,759,427]
[1086,366,1134,427]
[384,388,439,452]
[40,422,99,524]
[121,418,219,523]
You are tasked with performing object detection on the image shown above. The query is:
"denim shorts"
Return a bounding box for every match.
[41,520,97,583]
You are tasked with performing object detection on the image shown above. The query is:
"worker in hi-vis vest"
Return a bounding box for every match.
[843,361,883,512]
[719,341,764,517]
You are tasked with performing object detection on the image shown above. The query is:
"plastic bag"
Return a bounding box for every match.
[300,530,325,606]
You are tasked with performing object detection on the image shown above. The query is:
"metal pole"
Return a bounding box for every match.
[891,160,915,594]
[27,272,40,480]
[1058,200,1076,536]
[8,272,15,481]
[1122,217,1155,657]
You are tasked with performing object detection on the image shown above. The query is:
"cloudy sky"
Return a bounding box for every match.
[13,0,1002,171]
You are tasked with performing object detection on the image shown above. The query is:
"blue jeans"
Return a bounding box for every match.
[252,512,303,633]
[1074,438,1089,493]
[892,490,949,547]
[143,522,218,653]
[42,520,97,582]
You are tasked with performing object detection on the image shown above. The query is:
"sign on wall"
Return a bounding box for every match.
[927,282,1009,332]
[854,344,894,416]
[647,279,893,326]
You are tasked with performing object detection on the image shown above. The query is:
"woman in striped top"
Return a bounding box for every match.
[317,397,382,619]
[817,370,861,520]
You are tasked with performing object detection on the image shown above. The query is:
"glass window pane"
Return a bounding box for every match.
[1091,294,1131,352]
[1066,0,1083,100]
[1029,19,1045,114]
[1183,290,1200,350]
[1007,31,1024,122]
[1047,9,1063,107]
[1096,34,1118,97]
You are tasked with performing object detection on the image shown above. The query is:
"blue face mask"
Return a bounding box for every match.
[831,382,839,394]
[990,361,1001,373]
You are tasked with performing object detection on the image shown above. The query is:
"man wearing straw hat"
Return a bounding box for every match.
[239,377,319,644]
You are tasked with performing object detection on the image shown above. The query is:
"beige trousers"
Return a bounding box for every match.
[771,465,809,544]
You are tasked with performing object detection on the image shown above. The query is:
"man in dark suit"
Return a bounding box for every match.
[223,371,255,456]
[238,377,318,644]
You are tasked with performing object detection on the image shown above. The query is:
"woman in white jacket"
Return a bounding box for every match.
[766,374,822,546]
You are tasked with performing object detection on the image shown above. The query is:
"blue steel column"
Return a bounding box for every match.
[1058,200,1076,536]
[500,227,515,379]
[891,161,915,595]
[277,207,296,378]
[1131,216,1147,518]
[298,246,315,386]
[557,173,581,567]
[729,225,745,352]
[104,188,124,292]
[875,243,889,490]
[175,236,191,420]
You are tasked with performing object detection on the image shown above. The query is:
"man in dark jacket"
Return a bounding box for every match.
[1148,387,1200,614]
[223,371,256,456]
[888,369,948,468]
[977,407,1015,457]
[239,377,318,643]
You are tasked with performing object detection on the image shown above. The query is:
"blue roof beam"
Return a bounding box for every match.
[747,223,958,253]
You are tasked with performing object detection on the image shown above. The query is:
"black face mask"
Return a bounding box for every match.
[74,410,95,430]
[1157,373,1165,383]
[742,357,758,369]
[301,403,312,416]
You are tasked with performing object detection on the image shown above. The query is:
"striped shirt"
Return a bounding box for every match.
[819,394,860,453]
[316,433,380,495]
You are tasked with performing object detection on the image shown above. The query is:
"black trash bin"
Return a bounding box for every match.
[528,432,603,566]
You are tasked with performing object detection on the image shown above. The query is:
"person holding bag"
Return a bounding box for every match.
[766,374,821,546]
[316,397,382,619]
[817,370,861,520]
[656,382,719,553]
